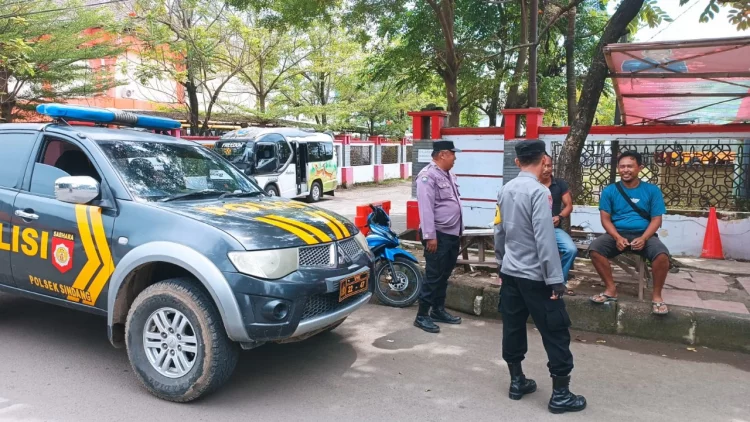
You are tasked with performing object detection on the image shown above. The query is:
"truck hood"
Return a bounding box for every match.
[156,197,358,250]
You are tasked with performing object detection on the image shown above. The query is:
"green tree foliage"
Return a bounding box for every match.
[233,12,311,116]
[348,0,520,127]
[0,0,123,122]
[225,0,340,28]
[127,0,255,135]
[684,0,750,29]
[335,67,440,136]
[274,24,361,127]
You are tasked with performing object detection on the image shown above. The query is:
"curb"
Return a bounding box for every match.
[445,279,750,354]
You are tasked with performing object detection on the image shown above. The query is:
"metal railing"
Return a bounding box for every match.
[551,139,750,211]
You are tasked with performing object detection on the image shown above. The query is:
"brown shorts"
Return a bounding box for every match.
[589,232,670,262]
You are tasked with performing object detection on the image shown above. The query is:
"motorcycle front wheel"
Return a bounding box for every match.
[372,256,423,308]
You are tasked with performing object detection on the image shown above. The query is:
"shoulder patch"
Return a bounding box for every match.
[421,176,429,183]
[493,204,502,225]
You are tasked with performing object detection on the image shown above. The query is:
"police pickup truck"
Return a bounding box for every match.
[0,104,373,402]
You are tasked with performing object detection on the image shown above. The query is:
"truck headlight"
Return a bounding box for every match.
[228,248,299,279]
[354,232,372,256]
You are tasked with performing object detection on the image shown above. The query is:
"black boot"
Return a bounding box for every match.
[507,362,537,400]
[429,307,462,324]
[415,303,440,333]
[414,316,440,333]
[548,375,586,414]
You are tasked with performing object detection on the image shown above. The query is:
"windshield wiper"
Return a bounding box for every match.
[218,190,263,199]
[158,189,226,202]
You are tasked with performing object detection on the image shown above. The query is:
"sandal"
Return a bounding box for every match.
[652,301,669,315]
[590,293,617,304]
[566,289,576,296]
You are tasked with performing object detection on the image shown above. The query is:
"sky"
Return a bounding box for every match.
[607,0,747,42]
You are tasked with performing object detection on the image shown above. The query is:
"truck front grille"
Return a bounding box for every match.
[301,292,362,320]
[299,244,334,267]
[339,237,363,260]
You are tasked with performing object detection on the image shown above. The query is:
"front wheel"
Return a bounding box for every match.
[307,180,322,203]
[373,256,423,308]
[125,278,239,402]
[265,184,279,197]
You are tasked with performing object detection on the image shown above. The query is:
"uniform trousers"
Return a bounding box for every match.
[419,230,460,308]
[499,272,574,377]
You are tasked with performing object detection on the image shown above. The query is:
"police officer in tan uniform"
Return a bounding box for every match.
[494,140,586,414]
[414,140,463,333]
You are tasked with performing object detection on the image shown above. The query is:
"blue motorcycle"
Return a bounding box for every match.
[366,205,423,307]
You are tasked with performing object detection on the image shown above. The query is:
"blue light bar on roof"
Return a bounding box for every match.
[36,103,181,131]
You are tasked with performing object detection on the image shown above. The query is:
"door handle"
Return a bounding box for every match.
[15,210,39,220]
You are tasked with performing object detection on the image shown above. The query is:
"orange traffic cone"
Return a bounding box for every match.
[700,207,724,259]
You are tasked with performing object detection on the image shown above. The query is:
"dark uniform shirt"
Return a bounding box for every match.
[548,177,569,217]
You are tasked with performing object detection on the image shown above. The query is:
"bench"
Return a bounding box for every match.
[570,230,651,301]
[457,229,497,271]
[448,228,652,301]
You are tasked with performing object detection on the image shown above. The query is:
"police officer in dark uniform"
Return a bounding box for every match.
[494,140,586,414]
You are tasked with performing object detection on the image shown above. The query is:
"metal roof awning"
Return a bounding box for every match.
[604,36,750,125]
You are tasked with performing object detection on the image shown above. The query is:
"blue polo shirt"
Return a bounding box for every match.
[599,181,666,232]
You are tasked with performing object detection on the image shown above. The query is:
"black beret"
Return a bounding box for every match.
[515,140,546,158]
[432,140,461,153]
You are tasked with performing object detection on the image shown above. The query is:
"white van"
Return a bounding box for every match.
[213,127,338,202]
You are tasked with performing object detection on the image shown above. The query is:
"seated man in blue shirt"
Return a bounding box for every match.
[589,151,671,315]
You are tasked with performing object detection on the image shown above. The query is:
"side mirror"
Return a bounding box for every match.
[55,176,100,204]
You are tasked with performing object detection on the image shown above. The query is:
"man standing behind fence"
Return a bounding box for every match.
[414,140,464,334]
[494,140,586,414]
[540,153,578,295]
[588,151,671,315]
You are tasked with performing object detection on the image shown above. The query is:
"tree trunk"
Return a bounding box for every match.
[258,59,266,113]
[488,95,499,127]
[505,0,529,111]
[565,6,577,126]
[258,92,267,114]
[487,75,501,126]
[184,80,200,135]
[528,0,539,108]
[444,71,460,127]
[0,101,13,123]
[0,69,14,123]
[556,0,644,201]
[426,0,460,127]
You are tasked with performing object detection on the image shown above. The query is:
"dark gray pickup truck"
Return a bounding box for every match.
[0,115,373,402]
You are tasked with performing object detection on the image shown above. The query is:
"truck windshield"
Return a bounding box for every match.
[99,140,260,202]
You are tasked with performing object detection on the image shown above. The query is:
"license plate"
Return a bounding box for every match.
[339,272,369,302]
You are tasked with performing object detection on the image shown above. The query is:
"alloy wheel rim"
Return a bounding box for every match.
[143,307,198,378]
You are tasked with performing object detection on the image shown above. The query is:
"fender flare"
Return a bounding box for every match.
[383,247,419,263]
[106,241,250,343]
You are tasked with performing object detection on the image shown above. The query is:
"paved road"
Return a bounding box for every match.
[1,293,749,422]
[310,181,412,235]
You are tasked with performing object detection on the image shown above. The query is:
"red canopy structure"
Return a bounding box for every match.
[605,36,750,125]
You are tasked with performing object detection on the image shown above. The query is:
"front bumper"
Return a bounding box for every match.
[224,258,373,343]
[291,291,372,338]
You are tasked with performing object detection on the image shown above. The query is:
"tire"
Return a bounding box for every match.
[265,184,279,197]
[307,180,322,203]
[372,256,423,308]
[125,278,239,403]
